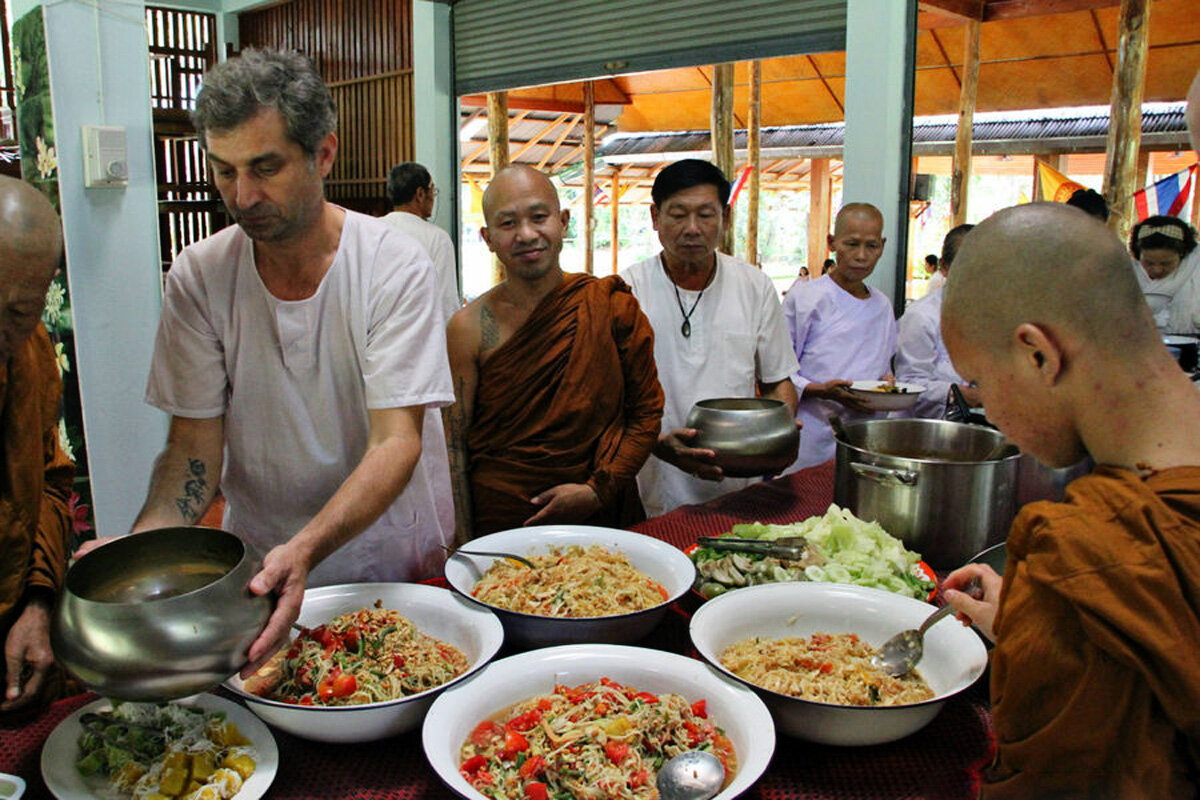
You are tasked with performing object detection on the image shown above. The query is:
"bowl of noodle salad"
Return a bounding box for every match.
[224,582,504,743]
[444,526,697,648]
[690,581,988,746]
[422,644,774,800]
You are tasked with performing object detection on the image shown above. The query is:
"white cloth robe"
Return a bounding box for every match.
[895,288,961,419]
[783,274,898,469]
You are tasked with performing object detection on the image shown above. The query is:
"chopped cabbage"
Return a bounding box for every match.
[693,504,934,599]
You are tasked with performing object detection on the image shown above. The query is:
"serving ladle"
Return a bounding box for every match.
[440,544,535,569]
[871,604,956,677]
[657,750,725,800]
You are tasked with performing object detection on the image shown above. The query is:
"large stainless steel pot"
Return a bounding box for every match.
[834,419,1021,569]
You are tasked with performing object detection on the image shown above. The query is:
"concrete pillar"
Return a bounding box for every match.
[843,0,918,314]
[413,0,459,253]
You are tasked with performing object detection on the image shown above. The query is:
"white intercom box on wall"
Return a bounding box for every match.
[81,124,128,189]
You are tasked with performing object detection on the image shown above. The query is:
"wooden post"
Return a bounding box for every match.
[583,81,596,275]
[1192,166,1200,231]
[487,91,510,286]
[611,168,621,275]
[808,158,832,274]
[711,62,736,255]
[746,60,762,267]
[1101,0,1150,243]
[950,19,981,226]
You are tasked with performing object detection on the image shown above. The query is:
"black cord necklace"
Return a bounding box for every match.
[668,260,716,338]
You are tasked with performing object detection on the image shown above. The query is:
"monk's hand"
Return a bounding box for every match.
[654,428,723,481]
[241,541,310,679]
[525,484,603,526]
[71,536,117,561]
[805,379,873,413]
[941,563,1002,644]
[2,597,54,712]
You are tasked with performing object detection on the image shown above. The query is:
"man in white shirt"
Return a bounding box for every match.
[620,159,799,518]
[783,203,898,469]
[382,162,461,320]
[133,49,454,670]
[895,224,981,418]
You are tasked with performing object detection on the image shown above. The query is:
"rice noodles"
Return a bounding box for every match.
[471,545,667,617]
[719,633,935,706]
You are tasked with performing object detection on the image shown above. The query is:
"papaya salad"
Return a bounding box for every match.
[459,678,736,800]
[472,545,668,617]
[245,601,468,705]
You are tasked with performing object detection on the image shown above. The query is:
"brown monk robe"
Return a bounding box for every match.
[984,467,1200,798]
[1,323,75,712]
[467,272,663,535]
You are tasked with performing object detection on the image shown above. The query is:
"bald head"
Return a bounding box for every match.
[0,176,62,360]
[833,202,883,236]
[482,165,561,222]
[943,203,1156,357]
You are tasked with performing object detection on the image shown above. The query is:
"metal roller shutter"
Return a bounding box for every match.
[453,0,846,96]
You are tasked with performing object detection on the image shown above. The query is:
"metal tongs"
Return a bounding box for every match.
[696,536,809,560]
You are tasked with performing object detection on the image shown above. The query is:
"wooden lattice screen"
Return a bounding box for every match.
[238,0,414,214]
[146,6,223,269]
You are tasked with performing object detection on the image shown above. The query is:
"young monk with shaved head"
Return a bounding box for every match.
[941,202,1200,797]
[444,165,663,538]
[782,202,898,468]
[0,176,74,713]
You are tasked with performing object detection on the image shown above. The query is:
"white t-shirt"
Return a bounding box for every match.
[620,252,799,517]
[145,210,455,585]
[783,274,898,469]
[895,288,960,419]
[927,270,947,292]
[381,210,460,321]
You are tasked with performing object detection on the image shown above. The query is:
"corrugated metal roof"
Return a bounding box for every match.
[598,106,1190,160]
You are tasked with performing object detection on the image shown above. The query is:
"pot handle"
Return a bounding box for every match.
[850,462,919,486]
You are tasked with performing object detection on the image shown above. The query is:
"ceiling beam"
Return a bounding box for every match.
[918,0,984,21]
[982,0,1122,22]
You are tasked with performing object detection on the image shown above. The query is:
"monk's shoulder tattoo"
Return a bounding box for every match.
[480,303,500,351]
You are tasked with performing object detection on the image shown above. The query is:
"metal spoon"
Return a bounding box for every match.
[871,604,956,677]
[440,544,535,569]
[656,750,725,800]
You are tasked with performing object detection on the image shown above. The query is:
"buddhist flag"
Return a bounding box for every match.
[1133,164,1197,221]
[1036,162,1086,203]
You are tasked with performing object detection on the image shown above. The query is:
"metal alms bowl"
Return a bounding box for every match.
[684,397,799,478]
[51,526,272,701]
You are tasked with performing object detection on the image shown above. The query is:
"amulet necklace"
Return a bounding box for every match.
[670,263,716,338]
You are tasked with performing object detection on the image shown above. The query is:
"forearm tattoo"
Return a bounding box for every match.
[174,458,208,522]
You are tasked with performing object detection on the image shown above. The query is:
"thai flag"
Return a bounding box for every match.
[1133,164,1196,221]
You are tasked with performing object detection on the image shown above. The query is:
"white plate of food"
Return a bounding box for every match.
[847,380,926,412]
[422,643,774,800]
[41,693,277,800]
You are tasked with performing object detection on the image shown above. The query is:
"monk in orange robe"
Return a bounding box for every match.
[445,166,663,538]
[0,176,74,714]
[940,202,1200,797]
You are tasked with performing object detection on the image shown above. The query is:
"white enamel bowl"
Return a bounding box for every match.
[422,644,775,800]
[690,581,988,746]
[224,582,504,743]
[847,381,927,412]
[443,525,696,648]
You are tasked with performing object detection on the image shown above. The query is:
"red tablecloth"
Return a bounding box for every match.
[1,462,995,800]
